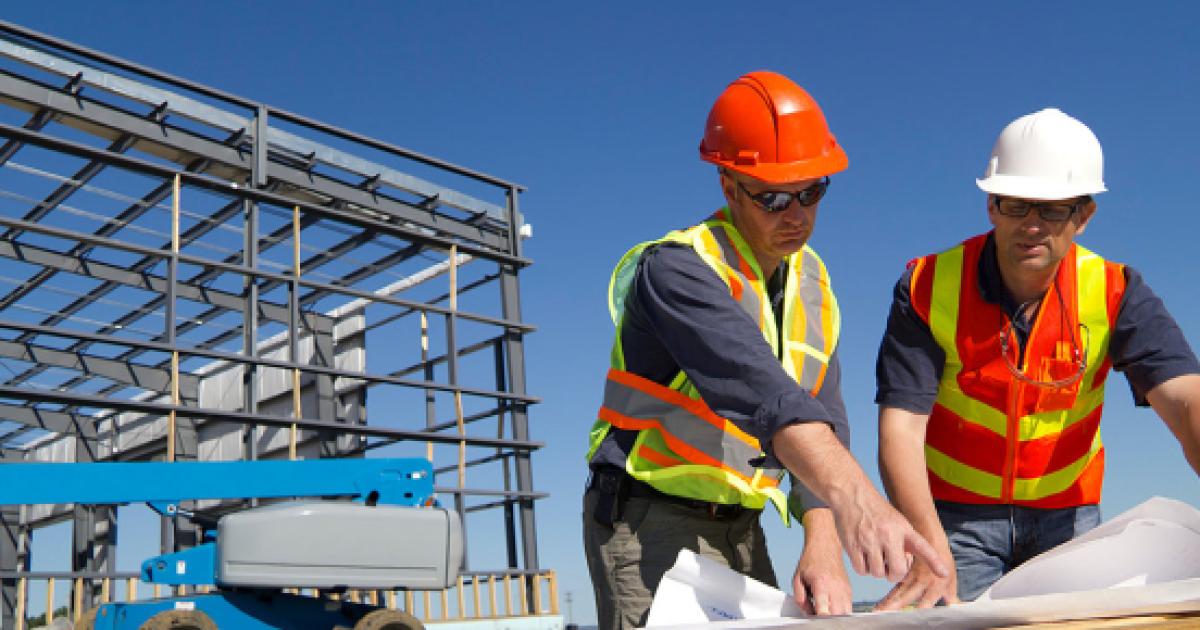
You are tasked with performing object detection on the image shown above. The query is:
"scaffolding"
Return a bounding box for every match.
[0,20,544,628]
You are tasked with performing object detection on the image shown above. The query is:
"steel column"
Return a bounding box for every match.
[500,187,538,579]
[0,504,17,629]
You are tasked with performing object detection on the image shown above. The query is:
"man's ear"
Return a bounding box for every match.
[1074,198,1098,236]
[719,168,737,205]
[985,194,999,228]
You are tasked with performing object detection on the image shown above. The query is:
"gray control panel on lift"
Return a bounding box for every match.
[216,502,463,589]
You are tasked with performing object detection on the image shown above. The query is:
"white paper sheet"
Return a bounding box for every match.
[643,496,1200,630]
[645,550,805,626]
[980,496,1200,600]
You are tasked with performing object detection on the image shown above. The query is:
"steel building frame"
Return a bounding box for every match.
[0,20,542,627]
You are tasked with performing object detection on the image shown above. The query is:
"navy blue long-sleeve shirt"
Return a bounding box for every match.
[590,240,850,513]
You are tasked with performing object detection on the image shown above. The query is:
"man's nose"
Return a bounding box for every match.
[1019,212,1046,232]
[780,200,811,222]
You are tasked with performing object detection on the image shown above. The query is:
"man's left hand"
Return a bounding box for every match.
[793,507,852,615]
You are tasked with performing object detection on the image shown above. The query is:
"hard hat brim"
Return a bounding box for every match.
[702,148,849,184]
[976,175,1106,201]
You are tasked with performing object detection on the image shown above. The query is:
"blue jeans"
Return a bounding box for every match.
[935,501,1101,601]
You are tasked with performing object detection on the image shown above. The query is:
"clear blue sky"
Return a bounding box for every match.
[5,2,1199,625]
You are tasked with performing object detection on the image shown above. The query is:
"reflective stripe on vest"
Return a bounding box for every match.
[915,233,1125,508]
[589,210,840,521]
[599,368,782,491]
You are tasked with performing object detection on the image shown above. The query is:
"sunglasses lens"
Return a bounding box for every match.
[799,181,827,205]
[996,199,1027,216]
[757,191,794,212]
[1040,206,1074,221]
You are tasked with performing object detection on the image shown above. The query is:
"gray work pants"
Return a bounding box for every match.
[582,487,776,630]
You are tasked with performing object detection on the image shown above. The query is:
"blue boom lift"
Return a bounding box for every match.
[0,458,462,630]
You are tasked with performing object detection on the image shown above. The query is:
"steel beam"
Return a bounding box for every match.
[0,385,543,451]
[0,122,530,266]
[0,21,523,191]
[0,338,198,400]
[0,237,292,325]
[0,317,536,404]
[0,402,100,439]
[0,207,532,331]
[0,69,512,250]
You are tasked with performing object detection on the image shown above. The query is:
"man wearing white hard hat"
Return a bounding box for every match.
[872,108,1200,608]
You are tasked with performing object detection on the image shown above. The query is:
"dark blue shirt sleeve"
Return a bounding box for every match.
[874,267,943,414]
[1110,267,1200,405]
[789,352,849,516]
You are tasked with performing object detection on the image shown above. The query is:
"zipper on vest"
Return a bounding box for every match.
[1001,296,1049,503]
[1001,321,1020,504]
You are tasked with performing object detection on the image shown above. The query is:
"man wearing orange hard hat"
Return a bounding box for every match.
[583,71,945,629]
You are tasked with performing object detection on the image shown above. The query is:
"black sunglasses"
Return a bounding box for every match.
[992,196,1090,223]
[737,177,830,213]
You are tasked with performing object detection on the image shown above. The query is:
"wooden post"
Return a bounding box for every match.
[126,578,137,602]
[488,575,497,618]
[503,575,512,617]
[168,173,181,462]
[472,576,481,618]
[422,312,433,464]
[289,205,301,460]
[15,576,25,630]
[518,575,528,615]
[456,576,466,619]
[450,246,466,488]
[548,571,559,614]
[72,577,82,620]
[45,578,54,624]
[533,574,543,614]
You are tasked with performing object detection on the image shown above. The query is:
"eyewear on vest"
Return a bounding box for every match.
[992,196,1091,223]
[737,177,830,213]
[999,319,1091,389]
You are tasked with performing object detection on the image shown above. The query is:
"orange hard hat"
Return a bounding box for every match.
[699,71,848,183]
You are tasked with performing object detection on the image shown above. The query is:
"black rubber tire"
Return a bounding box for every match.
[138,609,219,630]
[352,609,424,630]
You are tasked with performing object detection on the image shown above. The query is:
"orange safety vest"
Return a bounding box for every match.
[909,233,1126,508]
[586,209,840,520]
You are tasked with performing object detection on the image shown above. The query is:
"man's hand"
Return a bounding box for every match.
[873,535,959,610]
[772,422,948,583]
[827,480,947,582]
[792,508,852,615]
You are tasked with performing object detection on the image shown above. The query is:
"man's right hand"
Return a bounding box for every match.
[873,537,959,610]
[772,422,948,583]
[826,481,949,582]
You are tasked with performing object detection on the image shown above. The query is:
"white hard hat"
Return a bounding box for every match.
[976,108,1106,201]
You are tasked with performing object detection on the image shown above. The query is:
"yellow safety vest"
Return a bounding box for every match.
[587,209,840,521]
